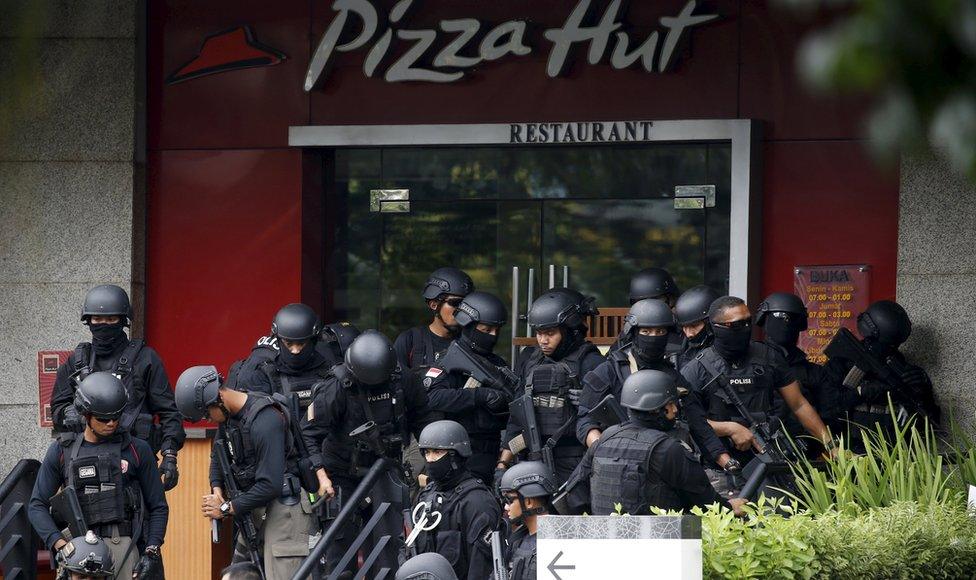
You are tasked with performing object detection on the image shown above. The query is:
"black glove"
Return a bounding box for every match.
[63,406,83,432]
[475,388,507,412]
[567,388,582,407]
[133,546,161,579]
[160,451,179,491]
[898,365,929,387]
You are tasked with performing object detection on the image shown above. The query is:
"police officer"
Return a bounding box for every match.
[396,553,459,580]
[422,291,514,484]
[175,365,313,580]
[30,372,169,579]
[302,331,433,576]
[577,299,733,471]
[607,267,681,354]
[568,370,745,516]
[674,285,722,369]
[395,267,475,369]
[823,300,941,443]
[49,284,184,489]
[497,461,557,580]
[680,297,831,478]
[55,531,114,580]
[413,421,501,580]
[247,303,340,412]
[496,289,604,486]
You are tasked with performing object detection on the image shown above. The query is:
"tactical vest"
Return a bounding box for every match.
[522,343,599,439]
[508,529,537,580]
[260,359,333,411]
[408,327,449,368]
[222,395,297,491]
[70,341,158,447]
[695,344,780,424]
[414,477,491,573]
[60,433,142,538]
[590,423,679,515]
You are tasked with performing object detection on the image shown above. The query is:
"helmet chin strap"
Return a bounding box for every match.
[512,495,546,526]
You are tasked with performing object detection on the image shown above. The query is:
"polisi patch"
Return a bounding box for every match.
[77,466,97,479]
[728,378,753,386]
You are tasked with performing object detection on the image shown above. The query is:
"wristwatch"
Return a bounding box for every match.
[145,545,161,558]
[219,501,232,517]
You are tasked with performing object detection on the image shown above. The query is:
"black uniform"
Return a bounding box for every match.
[302,363,432,575]
[771,343,835,455]
[676,332,714,370]
[29,433,168,556]
[394,326,453,370]
[570,418,730,515]
[50,339,185,454]
[680,342,796,465]
[576,348,727,464]
[422,344,513,485]
[413,469,500,580]
[504,342,604,485]
[247,349,338,413]
[504,527,536,580]
[228,334,342,393]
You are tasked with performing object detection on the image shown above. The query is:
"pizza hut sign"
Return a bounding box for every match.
[305,0,719,89]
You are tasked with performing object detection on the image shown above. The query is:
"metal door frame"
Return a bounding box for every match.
[290,119,762,303]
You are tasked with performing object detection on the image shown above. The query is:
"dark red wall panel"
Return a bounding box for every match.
[760,141,899,302]
[146,149,304,375]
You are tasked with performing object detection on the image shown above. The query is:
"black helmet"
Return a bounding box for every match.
[550,287,599,318]
[620,369,678,412]
[624,299,675,336]
[322,322,361,356]
[857,300,912,346]
[80,284,132,322]
[453,291,507,328]
[674,285,721,326]
[528,291,583,331]
[500,460,557,499]
[74,372,127,419]
[756,292,808,330]
[60,531,114,578]
[396,552,459,580]
[174,365,222,422]
[422,267,474,301]
[629,268,678,304]
[417,420,472,457]
[271,303,321,341]
[344,330,396,385]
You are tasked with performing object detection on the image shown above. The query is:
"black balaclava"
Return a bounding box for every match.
[763,316,802,350]
[629,408,676,432]
[89,321,127,356]
[550,327,585,360]
[426,451,463,483]
[461,326,498,355]
[280,340,316,371]
[686,323,712,348]
[712,324,752,361]
[632,332,669,365]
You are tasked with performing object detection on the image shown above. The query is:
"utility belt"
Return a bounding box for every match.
[533,395,566,409]
[853,404,891,415]
[91,521,133,538]
[281,473,302,501]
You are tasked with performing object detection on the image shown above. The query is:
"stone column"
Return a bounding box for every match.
[0,1,138,475]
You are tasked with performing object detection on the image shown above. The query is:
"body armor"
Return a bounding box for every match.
[522,343,598,439]
[414,478,489,573]
[259,359,332,411]
[696,344,779,424]
[59,434,141,538]
[589,423,678,515]
[222,395,297,491]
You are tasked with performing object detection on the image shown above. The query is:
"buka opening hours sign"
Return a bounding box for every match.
[794,265,871,364]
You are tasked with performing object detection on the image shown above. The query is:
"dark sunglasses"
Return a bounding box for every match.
[444,298,464,307]
[501,494,519,506]
[713,319,751,330]
[91,414,121,424]
[770,312,793,323]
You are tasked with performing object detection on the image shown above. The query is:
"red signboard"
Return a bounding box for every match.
[794,265,871,364]
[38,351,71,427]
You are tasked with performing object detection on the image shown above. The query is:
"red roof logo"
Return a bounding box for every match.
[166,26,287,85]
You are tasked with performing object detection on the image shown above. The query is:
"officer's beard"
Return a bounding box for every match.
[89,322,127,355]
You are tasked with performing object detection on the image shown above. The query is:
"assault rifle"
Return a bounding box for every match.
[213,433,265,578]
[506,393,553,474]
[271,392,320,497]
[491,531,509,580]
[49,486,88,539]
[438,342,520,397]
[824,328,937,421]
[586,394,627,430]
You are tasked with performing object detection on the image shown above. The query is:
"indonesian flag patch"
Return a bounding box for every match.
[425,368,443,378]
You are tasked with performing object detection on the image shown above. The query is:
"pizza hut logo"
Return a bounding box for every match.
[167,26,287,86]
[77,466,97,479]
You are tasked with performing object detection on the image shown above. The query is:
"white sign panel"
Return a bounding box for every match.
[968,485,976,512]
[537,538,702,580]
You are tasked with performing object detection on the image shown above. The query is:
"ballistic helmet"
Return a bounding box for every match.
[453,291,507,328]
[620,370,679,412]
[417,420,472,457]
[422,268,474,301]
[499,460,557,499]
[344,331,396,385]
[271,304,321,342]
[174,365,222,422]
[81,285,131,322]
[59,531,114,578]
[528,291,583,331]
[74,372,127,419]
[857,300,912,347]
[629,268,678,304]
[756,292,808,330]
[395,552,459,580]
[674,285,721,326]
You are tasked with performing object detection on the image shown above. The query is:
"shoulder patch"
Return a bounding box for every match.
[425,368,443,378]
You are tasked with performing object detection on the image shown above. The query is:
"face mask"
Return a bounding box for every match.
[687,324,711,347]
[462,327,498,355]
[763,317,801,349]
[633,333,669,363]
[425,453,458,482]
[280,342,315,371]
[89,322,127,355]
[711,324,752,361]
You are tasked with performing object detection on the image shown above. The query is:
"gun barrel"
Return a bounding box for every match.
[491,531,508,580]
